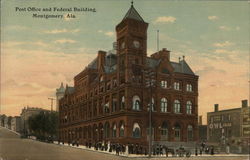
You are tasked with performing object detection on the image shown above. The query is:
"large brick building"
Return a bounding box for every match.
[59,4,199,148]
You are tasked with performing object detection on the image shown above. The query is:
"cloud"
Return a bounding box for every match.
[54,39,76,44]
[104,31,114,37]
[43,29,80,34]
[2,41,49,48]
[214,49,233,54]
[219,26,231,31]
[208,16,219,21]
[97,30,114,37]
[4,25,28,31]
[213,41,234,47]
[1,46,96,116]
[153,16,176,24]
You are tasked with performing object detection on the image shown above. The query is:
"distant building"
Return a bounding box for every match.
[0,114,7,127]
[20,106,49,135]
[207,100,249,146]
[11,116,21,133]
[3,116,10,129]
[56,82,65,111]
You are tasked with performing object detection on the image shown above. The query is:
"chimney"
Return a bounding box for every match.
[97,50,106,70]
[150,48,170,61]
[214,104,219,112]
[242,100,248,108]
[198,115,202,125]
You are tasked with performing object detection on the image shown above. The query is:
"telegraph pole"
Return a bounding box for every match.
[144,68,156,158]
[48,98,55,111]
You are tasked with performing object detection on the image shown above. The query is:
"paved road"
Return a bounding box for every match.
[0,127,249,160]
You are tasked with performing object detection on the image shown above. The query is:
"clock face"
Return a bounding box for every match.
[121,42,125,49]
[133,40,140,48]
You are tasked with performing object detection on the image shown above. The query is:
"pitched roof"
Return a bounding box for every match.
[87,58,97,69]
[123,4,144,22]
[146,57,161,69]
[170,60,195,75]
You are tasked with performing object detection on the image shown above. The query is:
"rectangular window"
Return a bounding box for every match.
[174,82,180,90]
[161,81,167,88]
[186,84,193,92]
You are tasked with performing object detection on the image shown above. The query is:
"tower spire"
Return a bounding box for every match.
[131,0,133,6]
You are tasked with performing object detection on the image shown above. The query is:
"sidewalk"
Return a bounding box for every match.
[52,141,249,158]
[0,126,20,136]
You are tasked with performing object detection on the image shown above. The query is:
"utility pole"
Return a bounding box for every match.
[48,98,55,111]
[157,30,159,53]
[144,68,156,158]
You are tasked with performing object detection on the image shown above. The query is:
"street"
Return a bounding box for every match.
[0,127,249,160]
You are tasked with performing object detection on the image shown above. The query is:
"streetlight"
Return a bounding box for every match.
[144,68,156,158]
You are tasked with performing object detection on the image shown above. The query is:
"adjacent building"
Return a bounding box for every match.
[59,3,199,149]
[207,100,249,147]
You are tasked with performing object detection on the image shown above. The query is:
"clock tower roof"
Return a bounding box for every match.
[122,2,144,22]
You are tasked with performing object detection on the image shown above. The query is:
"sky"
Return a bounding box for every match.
[1,0,249,124]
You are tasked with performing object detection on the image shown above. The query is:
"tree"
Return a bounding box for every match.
[28,111,58,140]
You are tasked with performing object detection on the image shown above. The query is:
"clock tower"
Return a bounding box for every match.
[116,2,148,84]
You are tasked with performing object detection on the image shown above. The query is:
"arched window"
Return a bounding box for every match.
[186,101,192,114]
[174,124,181,141]
[120,123,124,137]
[187,125,193,141]
[112,124,116,138]
[161,122,168,140]
[161,98,167,112]
[121,96,125,110]
[132,123,141,138]
[104,122,110,138]
[174,100,181,113]
[132,95,140,110]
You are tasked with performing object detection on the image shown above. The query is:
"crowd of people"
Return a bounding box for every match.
[195,142,214,156]
[57,139,216,157]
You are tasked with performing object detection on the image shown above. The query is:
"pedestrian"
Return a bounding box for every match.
[160,145,163,156]
[199,147,203,155]
[226,144,230,154]
[165,146,168,157]
[210,146,214,155]
[195,147,198,156]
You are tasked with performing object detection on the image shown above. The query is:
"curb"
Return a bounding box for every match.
[0,126,20,136]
